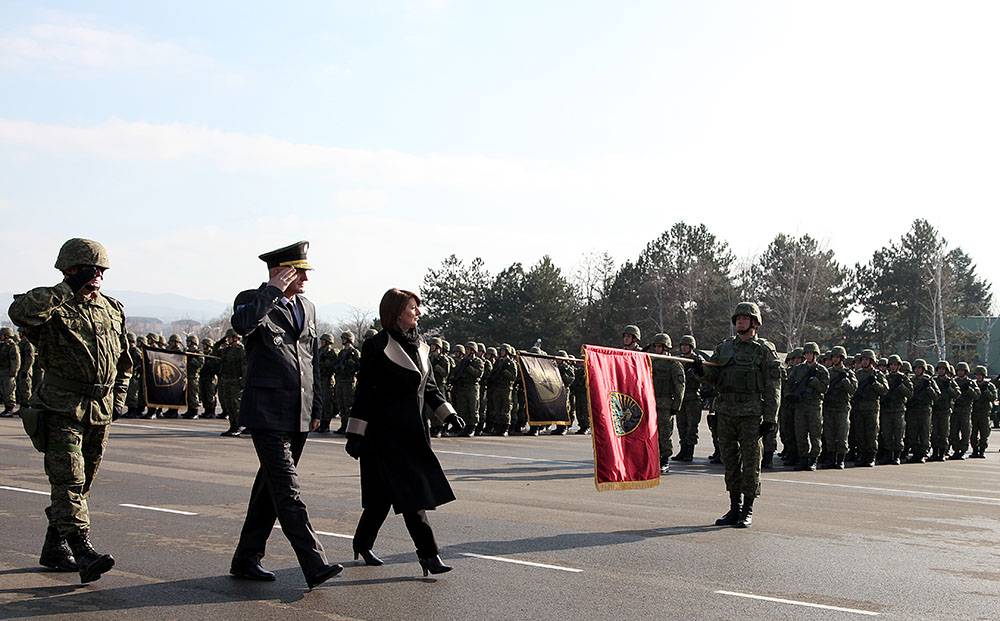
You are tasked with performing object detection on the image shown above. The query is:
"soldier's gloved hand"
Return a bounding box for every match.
[445,413,466,432]
[344,433,364,460]
[758,420,775,438]
[65,266,99,293]
[690,357,704,376]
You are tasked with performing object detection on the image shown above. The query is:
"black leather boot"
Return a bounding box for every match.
[39,526,77,572]
[65,530,115,583]
[715,492,742,526]
[418,555,452,576]
[305,562,344,589]
[354,549,384,566]
[834,453,846,469]
[735,497,754,529]
[890,451,901,465]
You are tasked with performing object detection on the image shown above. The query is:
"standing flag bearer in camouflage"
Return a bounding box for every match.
[8,238,130,583]
[649,333,685,473]
[0,327,21,415]
[850,350,888,467]
[695,302,781,529]
[949,362,980,459]
[822,346,857,469]
[673,335,703,462]
[905,359,941,463]
[788,342,829,471]
[970,366,997,458]
[877,355,913,465]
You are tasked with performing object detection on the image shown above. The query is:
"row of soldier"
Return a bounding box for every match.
[0,326,44,417]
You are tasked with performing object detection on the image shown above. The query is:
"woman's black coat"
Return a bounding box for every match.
[347,330,457,514]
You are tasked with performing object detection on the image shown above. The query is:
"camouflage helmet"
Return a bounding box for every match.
[788,347,804,361]
[201,337,213,346]
[900,361,912,374]
[442,340,451,352]
[556,349,569,357]
[935,359,949,370]
[477,342,486,354]
[878,357,888,367]
[465,341,479,352]
[913,358,927,370]
[956,361,970,373]
[501,343,515,356]
[146,332,160,342]
[731,301,762,326]
[136,336,146,345]
[364,328,378,339]
[320,333,334,343]
[341,331,355,342]
[679,335,696,348]
[529,346,542,354]
[887,354,902,365]
[454,344,466,355]
[974,365,988,376]
[652,333,672,348]
[802,342,820,355]
[168,334,182,344]
[225,328,237,338]
[830,346,847,359]
[0,327,13,338]
[860,349,877,361]
[429,337,443,348]
[186,334,198,344]
[54,238,110,271]
[622,325,641,340]
[486,347,498,357]
[126,331,136,343]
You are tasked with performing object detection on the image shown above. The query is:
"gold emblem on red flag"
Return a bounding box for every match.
[609,392,644,436]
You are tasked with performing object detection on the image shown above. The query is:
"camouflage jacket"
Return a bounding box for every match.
[487,357,518,391]
[907,374,941,409]
[17,339,34,377]
[932,375,961,413]
[452,355,485,389]
[824,365,858,407]
[972,379,998,415]
[431,352,451,389]
[788,361,831,403]
[219,343,246,381]
[186,345,204,377]
[0,340,20,377]
[853,368,889,405]
[880,371,914,410]
[317,345,338,381]
[8,282,131,424]
[333,344,361,380]
[651,356,685,411]
[703,335,781,422]
[953,375,981,408]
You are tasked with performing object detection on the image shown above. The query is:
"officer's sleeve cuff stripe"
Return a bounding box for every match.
[433,402,456,425]
[346,418,367,436]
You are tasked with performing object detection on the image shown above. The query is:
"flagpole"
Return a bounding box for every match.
[517,349,719,367]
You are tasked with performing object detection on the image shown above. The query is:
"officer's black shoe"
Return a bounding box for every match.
[862,452,876,467]
[305,562,344,589]
[715,493,742,526]
[734,502,753,529]
[65,531,114,584]
[418,555,452,576]
[761,452,773,469]
[230,558,276,581]
[354,549,384,566]
[39,526,78,572]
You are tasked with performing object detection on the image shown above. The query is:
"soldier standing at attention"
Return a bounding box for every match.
[0,327,21,416]
[141,332,162,419]
[949,362,980,460]
[788,342,829,471]
[219,329,247,437]
[877,355,913,465]
[428,337,450,437]
[315,333,337,433]
[695,302,780,529]
[822,346,856,469]
[199,338,220,418]
[550,349,576,435]
[123,332,141,417]
[484,344,518,436]
[16,328,35,410]
[905,359,940,463]
[673,335,703,462]
[569,355,590,435]
[161,335,185,419]
[970,366,996,458]
[649,333,684,472]
[182,335,203,419]
[850,350,888,467]
[133,336,148,417]
[451,342,485,436]
[332,331,360,434]
[779,348,803,466]
[8,238,130,583]
[929,361,960,461]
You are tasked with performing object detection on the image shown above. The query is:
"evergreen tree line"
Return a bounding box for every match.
[419,219,994,359]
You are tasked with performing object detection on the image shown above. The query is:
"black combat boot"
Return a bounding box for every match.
[708,452,722,464]
[715,492,742,526]
[928,449,944,462]
[861,452,876,467]
[834,453,846,469]
[39,526,77,572]
[660,456,670,474]
[550,427,566,435]
[845,448,857,463]
[947,451,965,460]
[890,451,901,465]
[65,530,115,583]
[760,452,773,469]
[735,497,754,529]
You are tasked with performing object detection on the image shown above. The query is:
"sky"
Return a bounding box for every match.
[1,0,998,314]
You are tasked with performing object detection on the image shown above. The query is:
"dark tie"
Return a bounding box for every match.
[285,300,301,332]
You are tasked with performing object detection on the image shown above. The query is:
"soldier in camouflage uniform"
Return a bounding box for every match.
[905,359,941,463]
[199,338,220,417]
[485,344,518,436]
[478,345,495,434]
[428,337,451,437]
[970,366,996,458]
[124,332,142,417]
[779,347,803,465]
[332,331,360,434]
[132,335,147,416]
[850,350,888,467]
[949,361,980,459]
[219,329,247,436]
[650,333,684,472]
[8,238,129,583]
[569,355,590,435]
[315,333,338,433]
[182,334,203,418]
[697,302,780,529]
[17,328,35,408]
[877,354,913,465]
[142,331,163,418]
[451,341,485,436]
[929,361,961,461]
[551,349,577,435]
[673,335,703,462]
[787,342,829,471]
[822,346,857,469]
[0,327,21,415]
[622,325,642,352]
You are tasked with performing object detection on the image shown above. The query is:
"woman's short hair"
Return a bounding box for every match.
[379,288,421,330]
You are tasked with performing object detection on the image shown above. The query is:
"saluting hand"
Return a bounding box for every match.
[267,267,298,291]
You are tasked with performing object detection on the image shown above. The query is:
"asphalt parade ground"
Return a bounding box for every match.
[1,417,999,621]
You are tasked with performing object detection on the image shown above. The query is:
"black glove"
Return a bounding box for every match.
[344,433,364,460]
[690,357,704,376]
[758,420,775,438]
[65,266,99,294]
[445,413,466,432]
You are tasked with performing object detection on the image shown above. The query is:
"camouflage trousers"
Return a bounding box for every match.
[717,412,763,498]
[904,406,932,457]
[479,386,489,423]
[822,404,850,455]
[486,387,513,427]
[878,407,905,453]
[43,413,110,537]
[950,405,973,453]
[778,402,796,456]
[677,399,702,448]
[971,410,991,453]
[199,374,218,413]
[452,386,480,428]
[335,379,356,421]
[125,376,140,409]
[655,404,675,465]
[931,408,951,453]
[794,400,823,459]
[572,390,589,431]
[186,372,201,411]
[16,372,32,405]
[319,380,336,423]
[219,378,243,424]
[1,376,16,408]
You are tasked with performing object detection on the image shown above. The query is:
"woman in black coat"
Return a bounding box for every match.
[344,288,466,575]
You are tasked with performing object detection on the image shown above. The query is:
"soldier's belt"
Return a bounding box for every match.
[716,392,760,403]
[45,374,114,400]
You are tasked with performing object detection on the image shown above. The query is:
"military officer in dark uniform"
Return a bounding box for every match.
[228,241,342,589]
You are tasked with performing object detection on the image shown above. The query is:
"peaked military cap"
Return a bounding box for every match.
[259,241,313,270]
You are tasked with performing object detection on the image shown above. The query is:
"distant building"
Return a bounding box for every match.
[951,316,1000,371]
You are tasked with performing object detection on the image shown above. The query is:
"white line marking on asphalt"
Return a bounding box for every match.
[437,450,582,465]
[120,503,198,516]
[461,553,583,573]
[274,525,352,539]
[715,590,880,616]
[0,485,48,495]
[113,422,213,433]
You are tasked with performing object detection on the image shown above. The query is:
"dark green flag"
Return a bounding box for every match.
[142,346,187,408]
[518,352,571,426]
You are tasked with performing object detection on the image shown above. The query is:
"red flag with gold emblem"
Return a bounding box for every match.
[583,345,659,491]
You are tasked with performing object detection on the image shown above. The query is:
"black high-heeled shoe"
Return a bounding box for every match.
[418,555,452,577]
[354,549,384,566]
